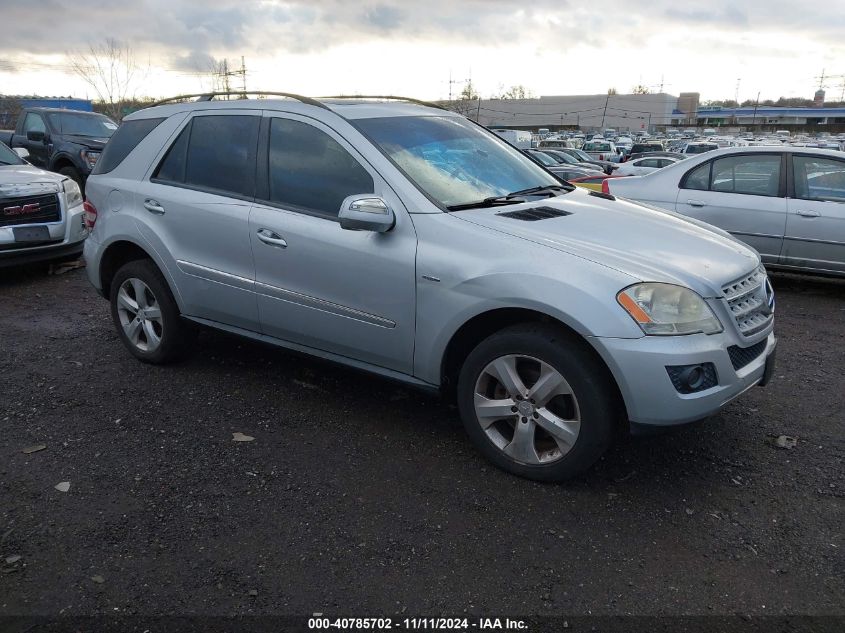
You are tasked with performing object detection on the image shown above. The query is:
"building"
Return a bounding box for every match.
[451,91,845,133]
[0,96,92,128]
[469,93,679,133]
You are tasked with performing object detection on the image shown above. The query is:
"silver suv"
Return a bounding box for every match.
[83,94,777,481]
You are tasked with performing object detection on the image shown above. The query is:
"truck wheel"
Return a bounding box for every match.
[457,323,618,481]
[110,259,194,364]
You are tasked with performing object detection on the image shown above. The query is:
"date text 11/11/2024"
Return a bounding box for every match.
[308,617,529,630]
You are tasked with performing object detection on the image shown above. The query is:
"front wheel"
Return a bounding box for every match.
[109,259,193,364]
[457,324,618,481]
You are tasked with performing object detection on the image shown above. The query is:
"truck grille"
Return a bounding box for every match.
[722,266,774,337]
[0,193,61,227]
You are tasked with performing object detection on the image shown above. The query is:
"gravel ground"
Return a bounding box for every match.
[0,264,842,623]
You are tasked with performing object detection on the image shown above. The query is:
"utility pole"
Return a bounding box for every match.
[752,91,760,128]
[601,93,610,128]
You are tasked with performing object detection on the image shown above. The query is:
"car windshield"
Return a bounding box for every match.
[353,115,560,209]
[584,142,611,152]
[0,142,23,165]
[47,112,118,138]
[573,150,594,161]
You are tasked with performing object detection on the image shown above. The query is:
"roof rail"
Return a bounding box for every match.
[148,92,330,109]
[320,95,447,111]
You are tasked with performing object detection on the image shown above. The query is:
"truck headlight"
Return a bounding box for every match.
[617,283,723,335]
[62,179,83,209]
[80,149,100,169]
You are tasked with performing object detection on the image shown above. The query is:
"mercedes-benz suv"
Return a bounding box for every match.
[83,94,777,481]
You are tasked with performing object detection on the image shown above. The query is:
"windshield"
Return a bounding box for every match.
[353,115,559,208]
[47,112,118,138]
[0,142,23,165]
[573,150,593,162]
[584,142,612,152]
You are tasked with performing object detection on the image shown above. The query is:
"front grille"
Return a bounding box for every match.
[722,266,774,336]
[728,340,767,371]
[497,206,571,221]
[0,193,61,227]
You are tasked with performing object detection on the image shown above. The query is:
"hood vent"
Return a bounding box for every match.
[497,206,572,222]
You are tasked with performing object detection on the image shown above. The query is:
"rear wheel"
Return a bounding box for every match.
[457,323,617,481]
[109,259,193,364]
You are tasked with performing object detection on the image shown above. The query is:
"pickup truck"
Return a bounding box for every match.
[0,107,117,190]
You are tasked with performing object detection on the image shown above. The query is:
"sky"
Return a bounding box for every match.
[1,0,844,103]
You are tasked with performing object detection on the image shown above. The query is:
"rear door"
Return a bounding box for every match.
[782,153,845,273]
[249,112,417,373]
[675,152,787,263]
[137,110,262,331]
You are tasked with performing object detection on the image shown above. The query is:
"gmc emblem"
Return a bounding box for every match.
[3,203,40,216]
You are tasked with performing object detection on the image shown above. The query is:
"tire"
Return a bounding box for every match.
[109,259,193,364]
[457,323,618,482]
[58,166,83,190]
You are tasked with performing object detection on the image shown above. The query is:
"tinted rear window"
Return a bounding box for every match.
[584,143,611,152]
[154,115,259,197]
[93,118,165,175]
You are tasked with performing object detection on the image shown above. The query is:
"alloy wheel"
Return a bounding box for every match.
[116,277,164,353]
[473,354,581,465]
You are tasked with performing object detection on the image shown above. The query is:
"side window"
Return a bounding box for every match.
[153,115,259,197]
[93,117,165,175]
[639,159,658,168]
[681,161,711,191]
[266,118,374,216]
[711,154,781,197]
[793,155,845,202]
[23,113,46,134]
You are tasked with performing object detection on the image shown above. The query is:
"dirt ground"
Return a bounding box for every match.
[0,264,842,627]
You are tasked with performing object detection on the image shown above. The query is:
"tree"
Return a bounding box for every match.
[446,80,480,119]
[69,39,145,121]
[631,84,650,95]
[607,87,617,95]
[498,84,531,99]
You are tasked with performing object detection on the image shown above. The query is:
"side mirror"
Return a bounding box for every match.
[26,130,46,142]
[338,195,395,233]
[13,147,30,159]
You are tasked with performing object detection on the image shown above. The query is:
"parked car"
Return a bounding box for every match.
[604,146,845,276]
[492,129,533,149]
[551,147,617,174]
[83,95,776,481]
[614,156,682,176]
[624,142,664,162]
[582,140,621,162]
[0,107,118,189]
[682,142,719,155]
[0,142,87,267]
[522,149,598,180]
[534,149,604,173]
[626,150,684,164]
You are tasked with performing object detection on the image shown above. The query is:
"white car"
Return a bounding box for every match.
[614,156,682,176]
[0,143,87,267]
[604,146,845,276]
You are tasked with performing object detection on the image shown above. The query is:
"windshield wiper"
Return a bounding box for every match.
[446,184,571,211]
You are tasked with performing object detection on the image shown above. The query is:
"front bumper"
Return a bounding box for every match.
[0,202,87,268]
[591,328,776,427]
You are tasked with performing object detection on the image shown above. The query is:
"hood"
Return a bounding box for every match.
[453,187,759,298]
[63,135,109,149]
[0,164,64,190]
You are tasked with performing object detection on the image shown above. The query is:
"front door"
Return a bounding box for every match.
[782,153,845,274]
[21,113,48,168]
[250,113,417,373]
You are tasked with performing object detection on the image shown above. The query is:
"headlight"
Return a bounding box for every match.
[617,283,723,335]
[80,149,100,169]
[62,179,83,209]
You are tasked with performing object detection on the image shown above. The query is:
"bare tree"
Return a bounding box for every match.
[607,87,618,95]
[69,39,145,121]
[498,84,532,100]
[445,80,480,119]
[631,84,650,95]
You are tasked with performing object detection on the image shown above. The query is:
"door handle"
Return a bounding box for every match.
[796,209,820,218]
[686,199,707,208]
[257,228,287,248]
[143,199,165,215]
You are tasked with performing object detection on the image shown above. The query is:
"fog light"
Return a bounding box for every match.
[666,363,718,394]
